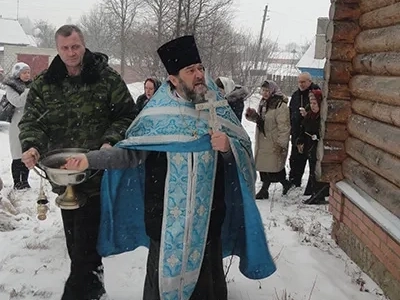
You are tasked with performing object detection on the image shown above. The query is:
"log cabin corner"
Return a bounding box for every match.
[320,0,400,299]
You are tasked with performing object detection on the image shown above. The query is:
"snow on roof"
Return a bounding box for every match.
[270,51,301,60]
[252,61,300,77]
[296,38,325,70]
[267,63,300,77]
[0,18,31,46]
[26,35,39,47]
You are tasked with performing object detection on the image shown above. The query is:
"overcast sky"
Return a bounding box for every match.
[0,0,330,46]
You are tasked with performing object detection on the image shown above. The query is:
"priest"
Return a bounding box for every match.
[63,35,276,300]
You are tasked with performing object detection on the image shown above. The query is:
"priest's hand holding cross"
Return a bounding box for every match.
[196,90,231,153]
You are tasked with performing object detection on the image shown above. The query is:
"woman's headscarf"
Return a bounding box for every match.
[261,80,284,97]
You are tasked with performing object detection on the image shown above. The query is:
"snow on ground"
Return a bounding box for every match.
[0,91,386,300]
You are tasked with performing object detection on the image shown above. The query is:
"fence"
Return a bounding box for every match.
[0,45,58,82]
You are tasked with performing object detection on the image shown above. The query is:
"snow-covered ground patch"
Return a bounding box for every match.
[0,92,386,300]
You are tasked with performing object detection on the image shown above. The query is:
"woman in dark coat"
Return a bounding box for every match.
[296,89,329,204]
[136,77,161,112]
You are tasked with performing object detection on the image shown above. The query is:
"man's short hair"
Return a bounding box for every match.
[55,24,85,44]
[299,72,312,81]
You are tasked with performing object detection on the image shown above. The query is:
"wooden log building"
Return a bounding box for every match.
[321,0,400,299]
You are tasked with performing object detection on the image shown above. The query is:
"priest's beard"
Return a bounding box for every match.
[179,78,207,104]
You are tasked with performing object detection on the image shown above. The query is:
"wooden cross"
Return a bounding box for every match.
[195,90,229,131]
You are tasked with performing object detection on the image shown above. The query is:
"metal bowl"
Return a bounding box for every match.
[38,148,90,186]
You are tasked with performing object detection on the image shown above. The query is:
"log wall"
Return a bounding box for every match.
[326,1,400,298]
[324,0,400,215]
[321,0,361,182]
[347,0,400,217]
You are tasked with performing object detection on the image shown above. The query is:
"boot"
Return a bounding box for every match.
[61,267,106,300]
[11,159,30,190]
[282,180,294,196]
[20,163,30,189]
[11,159,21,187]
[256,182,270,199]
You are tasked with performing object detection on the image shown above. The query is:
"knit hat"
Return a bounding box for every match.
[309,89,323,106]
[12,62,30,79]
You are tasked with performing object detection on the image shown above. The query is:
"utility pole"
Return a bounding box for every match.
[16,0,20,19]
[176,0,183,38]
[254,5,268,70]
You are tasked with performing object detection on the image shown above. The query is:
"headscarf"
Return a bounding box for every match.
[261,80,284,97]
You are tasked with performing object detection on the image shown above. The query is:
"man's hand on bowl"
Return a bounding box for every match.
[62,154,89,172]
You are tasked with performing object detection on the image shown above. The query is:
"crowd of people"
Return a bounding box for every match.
[0,24,328,300]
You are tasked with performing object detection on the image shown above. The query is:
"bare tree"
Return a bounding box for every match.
[125,0,235,78]
[141,0,176,75]
[33,20,57,48]
[143,0,174,45]
[111,0,280,88]
[79,4,117,55]
[180,0,233,35]
[166,0,235,77]
[232,31,279,93]
[195,8,235,78]
[103,0,143,76]
[124,26,160,77]
[176,0,184,37]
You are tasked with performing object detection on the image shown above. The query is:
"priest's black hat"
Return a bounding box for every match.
[157,35,202,75]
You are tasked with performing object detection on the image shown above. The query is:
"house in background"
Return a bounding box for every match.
[0,18,57,79]
[0,18,31,78]
[296,17,328,79]
[0,18,31,47]
[296,38,325,79]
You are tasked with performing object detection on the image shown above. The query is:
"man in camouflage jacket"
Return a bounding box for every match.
[19,25,136,300]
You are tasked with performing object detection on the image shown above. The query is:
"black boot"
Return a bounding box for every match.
[20,163,30,189]
[11,159,21,187]
[62,266,106,300]
[256,182,270,199]
[282,180,294,196]
[11,159,30,190]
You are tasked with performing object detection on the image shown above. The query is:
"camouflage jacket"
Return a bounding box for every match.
[19,49,137,197]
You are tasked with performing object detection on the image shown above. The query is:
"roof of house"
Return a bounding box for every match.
[0,18,31,46]
[296,38,325,70]
[26,34,39,47]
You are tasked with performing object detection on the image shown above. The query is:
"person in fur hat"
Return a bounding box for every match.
[296,89,329,204]
[215,77,248,122]
[3,62,32,190]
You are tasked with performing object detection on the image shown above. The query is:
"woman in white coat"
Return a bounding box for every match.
[3,62,32,189]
